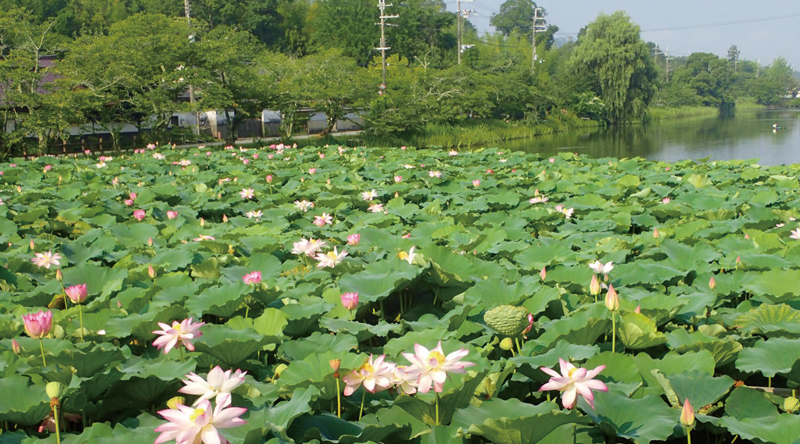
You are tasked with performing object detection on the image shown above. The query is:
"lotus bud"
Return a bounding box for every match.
[653,228,660,239]
[11,338,21,355]
[55,268,63,282]
[223,214,228,223]
[784,397,800,414]
[266,175,273,184]
[590,274,601,296]
[605,285,620,312]
[148,265,156,279]
[167,396,186,410]
[680,398,695,427]
[484,305,530,337]
[709,276,716,290]
[634,305,641,314]
[200,218,205,227]
[540,267,546,281]
[499,337,514,351]
[148,237,153,247]
[30,239,35,250]
[340,292,359,311]
[45,382,64,400]
[329,359,341,378]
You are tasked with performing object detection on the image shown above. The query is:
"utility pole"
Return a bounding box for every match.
[184,0,199,136]
[665,48,674,83]
[531,7,546,73]
[457,0,474,65]
[376,0,398,88]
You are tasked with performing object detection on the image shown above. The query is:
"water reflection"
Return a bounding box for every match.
[497,110,800,166]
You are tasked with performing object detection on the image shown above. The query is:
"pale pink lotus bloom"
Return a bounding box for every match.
[308,168,316,175]
[401,341,475,393]
[340,292,359,310]
[193,234,216,241]
[152,318,205,354]
[313,213,333,227]
[588,260,614,275]
[242,159,250,165]
[368,203,384,213]
[179,366,247,406]
[239,188,255,199]
[316,248,348,268]
[246,210,263,219]
[549,158,555,163]
[361,190,378,201]
[347,234,361,246]
[529,196,548,204]
[662,197,671,204]
[124,199,134,206]
[398,246,416,264]
[167,210,179,220]
[790,228,800,240]
[44,164,52,171]
[133,209,146,221]
[428,171,442,178]
[391,365,420,395]
[539,358,608,409]
[292,238,327,257]
[472,180,480,187]
[65,284,88,304]
[342,354,395,396]
[31,251,62,269]
[155,395,246,444]
[242,271,262,285]
[23,310,53,339]
[394,176,403,183]
[294,200,314,212]
[448,150,458,156]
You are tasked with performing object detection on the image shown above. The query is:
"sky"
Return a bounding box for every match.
[447,0,800,69]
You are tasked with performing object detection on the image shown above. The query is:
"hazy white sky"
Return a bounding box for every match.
[448,0,800,68]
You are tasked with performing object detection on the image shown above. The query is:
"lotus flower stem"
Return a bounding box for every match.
[358,389,366,420]
[611,313,616,354]
[53,403,61,444]
[78,304,84,342]
[59,281,69,310]
[435,393,440,426]
[245,305,250,319]
[39,338,47,366]
[514,338,522,355]
[335,378,342,418]
[768,377,772,388]
[179,346,185,362]
[686,428,691,444]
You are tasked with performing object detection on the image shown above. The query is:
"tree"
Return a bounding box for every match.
[301,49,367,136]
[749,57,798,106]
[310,0,377,66]
[568,12,658,123]
[388,0,456,65]
[490,0,537,38]
[727,44,740,71]
[671,52,733,111]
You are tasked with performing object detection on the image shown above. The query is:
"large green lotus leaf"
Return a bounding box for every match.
[109,223,160,244]
[319,318,404,342]
[103,304,187,340]
[51,342,124,378]
[264,386,320,441]
[736,253,793,270]
[618,312,666,350]
[664,329,742,367]
[277,331,356,361]
[0,376,50,427]
[736,304,800,337]
[658,239,721,271]
[190,256,220,279]
[150,248,195,272]
[667,371,733,409]
[634,350,716,388]
[724,387,778,420]
[276,351,364,399]
[382,328,450,359]
[423,245,479,285]
[736,337,800,378]
[534,304,611,349]
[582,352,642,384]
[582,392,675,444]
[119,355,196,381]
[63,263,128,304]
[281,298,335,336]
[194,324,279,366]
[630,293,687,326]
[32,419,160,444]
[743,269,800,302]
[222,253,283,282]
[613,260,684,286]
[0,431,26,444]
[289,413,411,444]
[184,282,248,318]
[15,337,76,360]
[718,414,800,444]
[463,276,540,309]
[543,265,594,289]
[451,398,584,444]
[394,369,488,426]
[227,309,288,338]
[337,259,421,304]
[538,423,607,444]
[513,238,576,269]
[419,425,466,444]
[521,285,561,316]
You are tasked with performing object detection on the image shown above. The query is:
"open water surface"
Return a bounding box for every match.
[495,109,800,166]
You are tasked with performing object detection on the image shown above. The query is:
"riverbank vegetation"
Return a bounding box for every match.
[0,1,796,159]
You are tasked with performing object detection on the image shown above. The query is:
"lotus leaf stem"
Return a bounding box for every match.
[78,304,84,342]
[359,389,366,420]
[39,338,47,366]
[335,378,342,418]
[435,393,440,426]
[53,404,61,444]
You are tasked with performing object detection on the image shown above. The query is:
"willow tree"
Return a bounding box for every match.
[568,11,657,123]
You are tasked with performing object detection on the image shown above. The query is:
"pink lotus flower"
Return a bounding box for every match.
[472,180,480,187]
[394,176,403,183]
[133,209,146,221]
[11,338,21,354]
[239,188,255,199]
[448,150,458,156]
[428,171,442,178]
[266,175,273,183]
[341,292,359,310]
[242,271,262,285]
[791,228,800,240]
[347,234,361,246]
[155,395,247,444]
[343,354,395,396]
[152,318,205,354]
[23,311,53,339]
[129,192,137,200]
[529,196,548,204]
[539,358,608,409]
[179,366,247,406]
[368,203,384,213]
[31,251,62,269]
[167,210,179,219]
[308,168,316,175]
[316,248,348,268]
[65,284,88,304]
[292,238,327,257]
[124,199,134,206]
[662,197,671,204]
[313,213,333,227]
[401,342,475,393]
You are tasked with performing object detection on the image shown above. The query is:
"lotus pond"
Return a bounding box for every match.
[2,145,800,444]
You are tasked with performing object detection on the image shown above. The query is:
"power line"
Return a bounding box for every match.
[557,11,800,35]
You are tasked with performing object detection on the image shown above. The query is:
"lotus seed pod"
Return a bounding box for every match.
[484,305,530,337]
[45,382,64,400]
[785,397,800,414]
[167,396,186,410]
[499,337,514,351]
